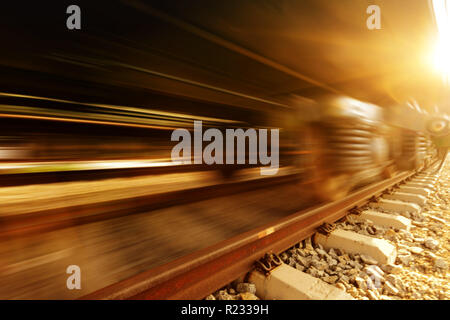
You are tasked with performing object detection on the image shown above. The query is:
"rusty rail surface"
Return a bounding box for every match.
[82,170,417,300]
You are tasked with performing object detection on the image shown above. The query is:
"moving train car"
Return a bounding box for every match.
[0,0,445,201]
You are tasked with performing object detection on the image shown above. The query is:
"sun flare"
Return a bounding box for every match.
[431,0,450,83]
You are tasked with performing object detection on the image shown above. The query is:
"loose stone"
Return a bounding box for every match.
[216,290,234,300]
[367,290,379,300]
[364,266,385,284]
[322,275,338,284]
[295,263,305,271]
[384,282,399,295]
[355,277,367,290]
[380,263,402,274]
[434,258,448,270]
[311,260,328,271]
[315,248,328,257]
[236,283,256,295]
[409,247,424,254]
[328,248,338,258]
[239,292,259,300]
[424,238,439,250]
[397,253,413,266]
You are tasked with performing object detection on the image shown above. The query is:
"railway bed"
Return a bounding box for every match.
[0,159,446,300]
[80,159,446,300]
[208,159,450,300]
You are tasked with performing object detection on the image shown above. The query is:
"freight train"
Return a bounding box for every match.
[0,1,446,201]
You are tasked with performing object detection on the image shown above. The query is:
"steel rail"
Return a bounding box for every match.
[82,170,416,300]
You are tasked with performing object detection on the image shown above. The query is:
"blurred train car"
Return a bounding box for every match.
[276,96,438,201]
[0,91,438,202]
[0,1,442,201]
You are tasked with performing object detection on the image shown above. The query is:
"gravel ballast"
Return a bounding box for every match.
[207,162,449,300]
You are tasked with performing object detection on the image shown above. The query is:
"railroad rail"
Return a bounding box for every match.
[82,168,422,300]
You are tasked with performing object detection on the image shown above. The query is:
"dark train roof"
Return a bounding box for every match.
[0,1,445,116]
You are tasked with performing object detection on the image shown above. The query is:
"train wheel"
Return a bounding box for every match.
[296,125,352,202]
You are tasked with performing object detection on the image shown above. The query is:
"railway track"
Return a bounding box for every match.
[0,158,445,300]
[263,159,449,300]
[0,166,312,299]
[81,160,445,300]
[0,0,448,304]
